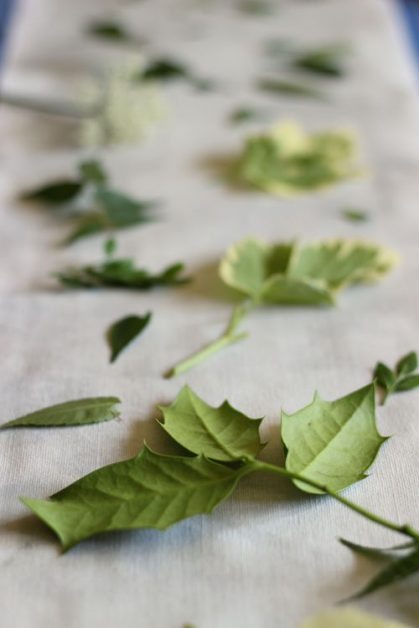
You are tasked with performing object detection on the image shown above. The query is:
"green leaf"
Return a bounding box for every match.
[235,121,361,196]
[0,397,120,429]
[229,107,267,124]
[79,160,108,185]
[340,538,416,560]
[158,385,264,461]
[396,351,418,377]
[107,313,152,363]
[141,58,190,82]
[87,20,133,43]
[258,78,325,100]
[347,548,419,600]
[239,0,275,15]
[293,44,349,77]
[281,384,387,493]
[342,209,369,223]
[21,180,82,205]
[219,237,398,306]
[374,362,396,391]
[395,374,419,392]
[55,256,190,290]
[22,446,252,550]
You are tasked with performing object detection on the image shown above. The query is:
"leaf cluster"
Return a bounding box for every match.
[21,160,156,244]
[374,352,419,405]
[235,121,361,196]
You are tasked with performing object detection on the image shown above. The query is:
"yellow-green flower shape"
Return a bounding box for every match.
[220,237,399,306]
[236,121,361,196]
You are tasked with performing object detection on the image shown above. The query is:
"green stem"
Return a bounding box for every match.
[165,301,253,378]
[250,461,419,542]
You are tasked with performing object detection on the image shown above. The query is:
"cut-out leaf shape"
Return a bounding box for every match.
[374,351,419,404]
[220,237,398,306]
[159,385,264,461]
[107,313,152,363]
[22,445,252,550]
[1,397,120,429]
[235,121,361,196]
[281,384,386,493]
[55,255,190,290]
[346,547,419,600]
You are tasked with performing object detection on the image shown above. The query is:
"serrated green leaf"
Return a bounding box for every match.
[159,386,264,461]
[55,256,190,290]
[219,237,398,306]
[281,384,387,493]
[396,351,418,377]
[395,374,419,392]
[347,548,419,600]
[235,121,361,196]
[258,78,325,100]
[21,180,82,205]
[0,397,120,429]
[22,446,252,550]
[107,313,152,363]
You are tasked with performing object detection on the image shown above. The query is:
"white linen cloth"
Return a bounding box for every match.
[0,1,418,626]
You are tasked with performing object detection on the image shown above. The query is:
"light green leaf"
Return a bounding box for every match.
[22,446,252,550]
[235,121,361,197]
[258,78,325,101]
[220,237,398,306]
[107,313,152,363]
[1,397,120,429]
[396,351,418,377]
[159,386,264,461]
[281,384,387,493]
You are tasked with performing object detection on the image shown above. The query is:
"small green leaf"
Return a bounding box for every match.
[21,181,82,205]
[79,160,108,185]
[340,538,416,560]
[258,78,325,100]
[293,44,349,77]
[55,255,190,290]
[107,313,152,363]
[395,374,419,392]
[396,351,418,377]
[0,397,120,429]
[347,548,419,600]
[281,384,387,493]
[342,209,369,223]
[159,386,264,461]
[229,107,266,124]
[374,362,396,391]
[22,446,253,550]
[141,58,190,82]
[239,0,275,15]
[87,20,133,43]
[104,237,117,257]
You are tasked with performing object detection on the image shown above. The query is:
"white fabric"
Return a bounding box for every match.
[0,1,419,627]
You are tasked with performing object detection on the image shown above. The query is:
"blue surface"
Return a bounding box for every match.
[0,0,14,65]
[399,0,419,66]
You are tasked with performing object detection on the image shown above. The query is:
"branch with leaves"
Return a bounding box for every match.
[20,384,418,600]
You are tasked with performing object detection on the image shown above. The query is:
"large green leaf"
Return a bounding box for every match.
[219,238,398,306]
[22,446,252,550]
[281,384,387,493]
[1,397,120,429]
[159,386,264,461]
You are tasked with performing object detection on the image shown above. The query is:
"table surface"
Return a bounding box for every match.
[0,1,419,627]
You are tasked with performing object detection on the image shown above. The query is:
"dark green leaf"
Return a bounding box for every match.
[79,160,108,185]
[55,256,190,290]
[373,362,396,391]
[396,351,418,377]
[107,313,152,363]
[22,445,253,550]
[395,374,419,392]
[0,397,120,429]
[293,44,348,77]
[21,180,82,205]
[342,209,369,223]
[87,20,132,43]
[141,58,190,82]
[347,548,419,600]
[258,78,325,100]
[229,107,266,124]
[159,385,264,461]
